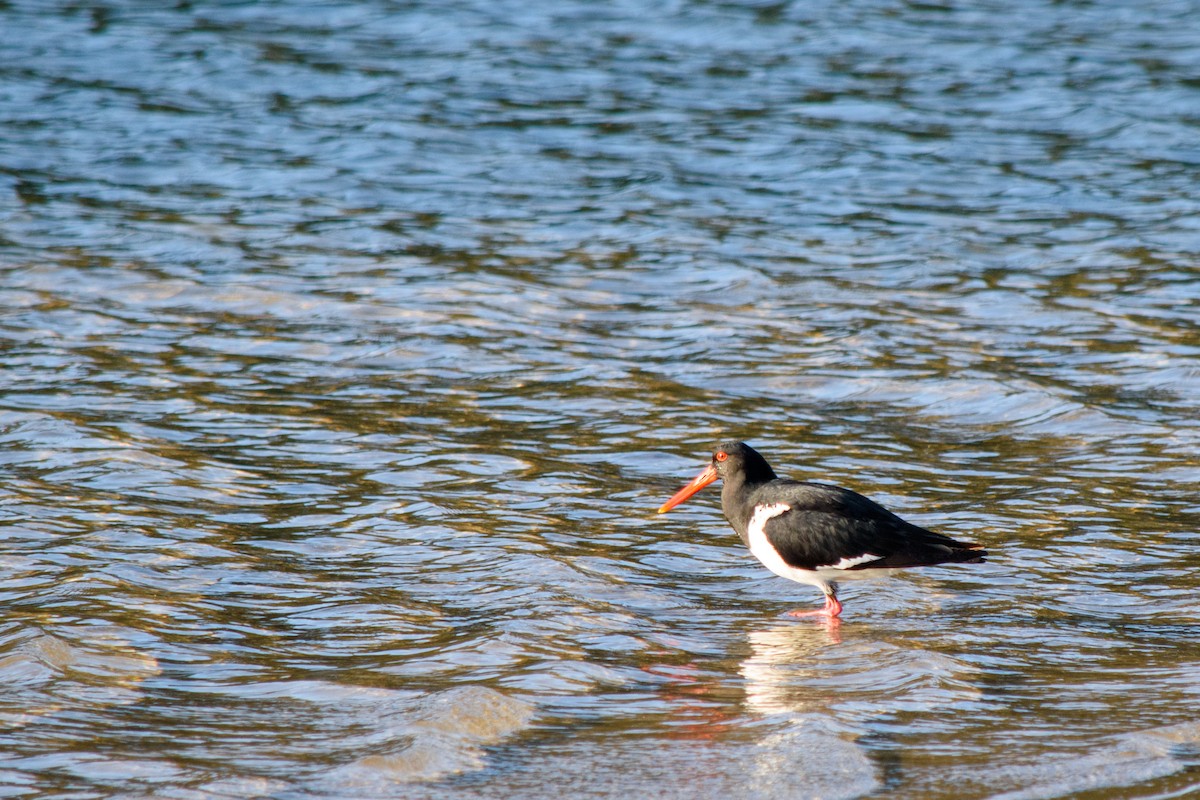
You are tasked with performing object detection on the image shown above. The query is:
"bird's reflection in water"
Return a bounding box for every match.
[739,622,883,796]
[741,618,984,719]
[740,620,846,717]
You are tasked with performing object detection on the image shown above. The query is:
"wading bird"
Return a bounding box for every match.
[658,442,986,618]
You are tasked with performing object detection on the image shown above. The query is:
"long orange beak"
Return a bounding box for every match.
[657,463,719,513]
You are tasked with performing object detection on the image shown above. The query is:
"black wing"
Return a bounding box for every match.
[759,482,986,571]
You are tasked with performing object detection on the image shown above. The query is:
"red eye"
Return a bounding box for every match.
[715,451,728,462]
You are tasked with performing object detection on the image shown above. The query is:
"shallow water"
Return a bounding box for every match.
[2,0,1200,797]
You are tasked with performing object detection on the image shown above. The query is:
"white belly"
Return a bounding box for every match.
[744,503,888,588]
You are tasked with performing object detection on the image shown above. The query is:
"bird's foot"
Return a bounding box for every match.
[785,596,843,619]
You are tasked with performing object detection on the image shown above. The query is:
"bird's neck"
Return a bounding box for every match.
[721,470,772,546]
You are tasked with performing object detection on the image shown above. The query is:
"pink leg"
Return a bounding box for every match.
[785,593,843,619]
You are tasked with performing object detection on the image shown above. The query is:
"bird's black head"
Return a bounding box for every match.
[658,440,778,513]
[711,441,777,483]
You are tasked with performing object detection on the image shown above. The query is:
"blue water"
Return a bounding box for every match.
[2,1,1200,798]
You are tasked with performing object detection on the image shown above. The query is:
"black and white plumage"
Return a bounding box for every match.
[658,441,987,618]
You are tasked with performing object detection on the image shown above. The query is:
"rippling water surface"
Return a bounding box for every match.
[2,1,1200,797]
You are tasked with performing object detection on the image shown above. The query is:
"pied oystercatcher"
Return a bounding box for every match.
[658,441,986,618]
